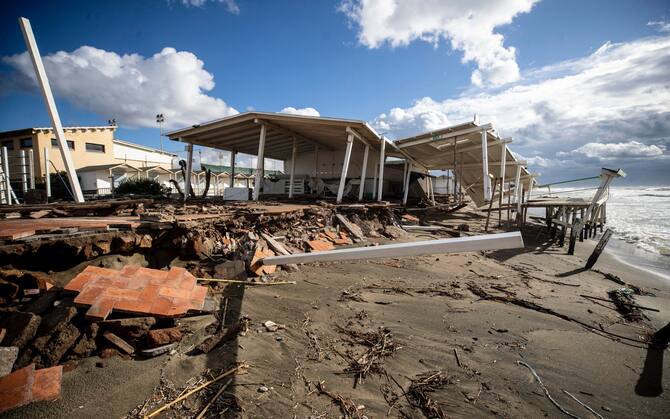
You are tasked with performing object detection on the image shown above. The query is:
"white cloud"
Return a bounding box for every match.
[339,0,538,86]
[371,35,670,164]
[279,106,321,117]
[2,46,238,129]
[557,141,665,160]
[648,20,670,33]
[177,0,240,14]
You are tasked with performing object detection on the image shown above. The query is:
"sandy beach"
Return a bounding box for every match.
[6,208,668,419]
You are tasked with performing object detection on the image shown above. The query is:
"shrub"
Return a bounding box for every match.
[115,178,167,196]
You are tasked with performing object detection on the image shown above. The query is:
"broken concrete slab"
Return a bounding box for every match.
[0,346,19,377]
[0,311,41,349]
[140,342,178,358]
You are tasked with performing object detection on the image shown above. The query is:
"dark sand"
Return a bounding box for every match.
[7,211,670,418]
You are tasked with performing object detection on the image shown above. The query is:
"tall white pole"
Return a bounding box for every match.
[377,137,386,201]
[288,137,297,199]
[358,144,369,201]
[230,150,236,188]
[184,142,193,201]
[28,149,35,189]
[253,124,266,201]
[19,17,84,202]
[1,147,10,204]
[44,146,51,197]
[336,134,354,203]
[402,163,413,205]
[20,150,28,193]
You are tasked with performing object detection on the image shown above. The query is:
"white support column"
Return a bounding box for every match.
[228,150,236,188]
[184,142,193,201]
[514,164,522,204]
[1,147,10,204]
[516,183,524,216]
[372,158,378,198]
[358,144,369,201]
[402,162,413,206]
[19,17,84,203]
[20,150,28,193]
[429,176,435,205]
[44,146,51,198]
[527,176,534,201]
[288,137,297,199]
[28,149,35,189]
[336,133,354,203]
[253,124,266,201]
[377,137,386,201]
[481,129,491,201]
[499,142,508,207]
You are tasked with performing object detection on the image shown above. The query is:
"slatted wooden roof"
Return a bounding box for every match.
[166,112,385,160]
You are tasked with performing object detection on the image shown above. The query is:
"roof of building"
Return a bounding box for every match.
[0,125,117,139]
[165,111,385,161]
[77,163,140,173]
[113,138,177,157]
[200,162,282,176]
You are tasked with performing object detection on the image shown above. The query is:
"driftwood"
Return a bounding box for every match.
[517,361,582,419]
[585,229,613,269]
[406,370,450,419]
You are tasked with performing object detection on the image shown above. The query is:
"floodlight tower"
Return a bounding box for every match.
[156,113,165,151]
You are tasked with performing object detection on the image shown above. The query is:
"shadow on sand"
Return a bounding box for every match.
[635,322,670,397]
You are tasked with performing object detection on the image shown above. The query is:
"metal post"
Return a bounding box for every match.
[336,134,354,203]
[28,149,35,189]
[184,142,193,201]
[481,128,491,201]
[44,147,51,197]
[19,17,84,202]
[377,137,386,201]
[358,144,369,201]
[230,150,236,187]
[20,150,28,193]
[288,137,297,199]
[253,124,266,201]
[402,163,412,206]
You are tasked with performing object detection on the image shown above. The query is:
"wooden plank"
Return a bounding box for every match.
[335,214,365,241]
[585,229,613,269]
[262,232,523,265]
[103,331,135,354]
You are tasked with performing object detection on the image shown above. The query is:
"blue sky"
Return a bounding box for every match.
[1,0,669,184]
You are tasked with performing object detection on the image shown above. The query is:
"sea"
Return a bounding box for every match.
[536,186,670,281]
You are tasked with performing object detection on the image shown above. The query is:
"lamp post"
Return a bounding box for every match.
[156,113,164,151]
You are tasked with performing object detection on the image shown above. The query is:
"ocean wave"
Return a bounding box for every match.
[639,193,670,198]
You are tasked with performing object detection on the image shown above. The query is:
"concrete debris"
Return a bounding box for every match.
[0,346,19,377]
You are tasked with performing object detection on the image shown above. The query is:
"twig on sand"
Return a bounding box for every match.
[144,363,248,418]
[311,380,365,419]
[195,378,233,419]
[336,326,400,386]
[406,370,451,419]
[562,389,604,419]
[453,348,462,368]
[517,361,582,419]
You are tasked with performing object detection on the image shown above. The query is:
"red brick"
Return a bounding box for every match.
[0,364,35,413]
[158,287,190,300]
[32,366,62,402]
[85,298,116,321]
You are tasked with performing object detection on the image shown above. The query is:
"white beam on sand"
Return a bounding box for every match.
[336,133,354,203]
[253,123,266,201]
[262,231,523,265]
[19,17,84,202]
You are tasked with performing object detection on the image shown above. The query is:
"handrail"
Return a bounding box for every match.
[536,175,599,188]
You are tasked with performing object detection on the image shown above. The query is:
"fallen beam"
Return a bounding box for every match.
[261,231,523,265]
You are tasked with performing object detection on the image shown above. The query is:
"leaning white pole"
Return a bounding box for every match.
[44,146,51,197]
[19,17,84,203]
[184,142,193,201]
[336,133,354,203]
[262,231,524,265]
[253,124,266,201]
[514,164,522,204]
[481,128,491,202]
[402,162,412,205]
[377,137,386,201]
[358,143,369,201]
[288,137,297,199]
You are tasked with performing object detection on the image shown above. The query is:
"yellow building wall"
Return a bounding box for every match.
[33,127,116,177]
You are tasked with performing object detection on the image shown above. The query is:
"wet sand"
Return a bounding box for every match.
[7,212,670,418]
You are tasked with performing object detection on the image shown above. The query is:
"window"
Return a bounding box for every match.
[85,142,105,153]
[51,138,75,150]
[20,138,32,148]
[1,140,14,151]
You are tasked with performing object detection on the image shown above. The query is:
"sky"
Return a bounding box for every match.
[0,0,668,184]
